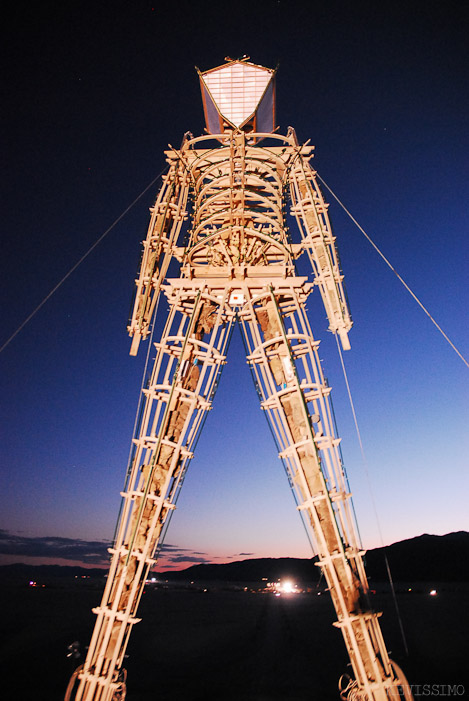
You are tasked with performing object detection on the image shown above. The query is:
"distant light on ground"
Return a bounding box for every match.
[429,589,437,596]
[266,579,301,595]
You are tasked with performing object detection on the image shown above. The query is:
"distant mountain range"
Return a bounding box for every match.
[1,532,468,584]
[157,532,469,583]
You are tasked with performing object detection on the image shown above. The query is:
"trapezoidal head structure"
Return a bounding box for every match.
[198,57,276,134]
[65,60,413,701]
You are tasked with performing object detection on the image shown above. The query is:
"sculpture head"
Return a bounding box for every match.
[197,57,276,135]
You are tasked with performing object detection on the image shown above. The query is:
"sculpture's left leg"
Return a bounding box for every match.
[68,286,236,701]
[238,281,412,701]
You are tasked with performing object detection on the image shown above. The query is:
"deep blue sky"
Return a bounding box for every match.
[1,0,467,570]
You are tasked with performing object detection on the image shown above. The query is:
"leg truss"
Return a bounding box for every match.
[70,288,235,701]
[238,282,410,700]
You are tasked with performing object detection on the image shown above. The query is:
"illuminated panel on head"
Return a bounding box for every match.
[199,60,276,133]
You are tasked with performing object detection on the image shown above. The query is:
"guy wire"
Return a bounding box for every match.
[1,166,169,354]
[317,172,468,369]
[334,333,409,657]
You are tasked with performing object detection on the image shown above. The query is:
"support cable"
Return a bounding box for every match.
[317,173,469,369]
[0,167,169,355]
[334,334,410,657]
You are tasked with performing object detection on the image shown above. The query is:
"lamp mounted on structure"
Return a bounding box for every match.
[197,58,276,136]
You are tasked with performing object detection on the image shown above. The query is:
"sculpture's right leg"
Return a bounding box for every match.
[238,284,413,701]
[67,286,235,701]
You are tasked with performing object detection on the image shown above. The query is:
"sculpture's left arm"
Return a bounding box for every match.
[289,154,352,350]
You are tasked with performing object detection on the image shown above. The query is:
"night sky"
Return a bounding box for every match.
[1,0,467,570]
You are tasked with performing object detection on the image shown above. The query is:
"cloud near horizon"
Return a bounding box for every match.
[211,552,256,561]
[0,530,210,566]
[166,555,211,564]
[0,530,110,565]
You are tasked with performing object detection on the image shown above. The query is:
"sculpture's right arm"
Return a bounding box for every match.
[128,158,189,356]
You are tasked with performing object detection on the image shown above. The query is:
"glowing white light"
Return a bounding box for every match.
[429,589,437,596]
[281,580,295,594]
[203,63,272,127]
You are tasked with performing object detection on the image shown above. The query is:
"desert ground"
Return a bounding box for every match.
[2,579,467,700]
